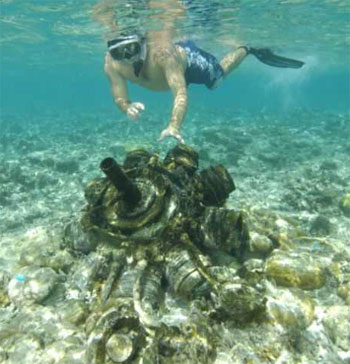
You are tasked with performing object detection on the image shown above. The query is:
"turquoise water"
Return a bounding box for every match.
[1,2,350,364]
[1,0,349,118]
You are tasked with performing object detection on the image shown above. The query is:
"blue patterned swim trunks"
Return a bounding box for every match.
[176,41,225,90]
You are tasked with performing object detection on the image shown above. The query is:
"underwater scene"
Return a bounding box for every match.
[1,0,350,363]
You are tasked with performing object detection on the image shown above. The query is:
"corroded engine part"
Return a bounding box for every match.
[72,144,267,363]
[100,157,141,209]
[163,144,199,176]
[82,154,179,243]
[200,207,249,257]
[81,144,235,245]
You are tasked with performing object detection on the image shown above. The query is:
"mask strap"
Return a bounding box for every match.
[133,60,144,77]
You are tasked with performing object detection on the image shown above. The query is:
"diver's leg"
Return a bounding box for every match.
[219,47,248,76]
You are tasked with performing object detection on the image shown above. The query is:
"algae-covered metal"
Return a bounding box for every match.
[66,144,266,363]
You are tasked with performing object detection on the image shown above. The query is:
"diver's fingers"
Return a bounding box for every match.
[132,102,145,111]
[177,135,185,144]
[158,129,168,141]
[127,108,139,120]
[158,128,184,144]
[127,102,145,120]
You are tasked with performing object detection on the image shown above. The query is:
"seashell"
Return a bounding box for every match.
[113,266,143,299]
[249,231,274,255]
[199,165,235,206]
[200,207,249,256]
[165,247,211,299]
[163,144,199,175]
[144,316,216,364]
[123,148,152,170]
[104,260,164,328]
[86,308,141,364]
[211,278,266,322]
[103,178,166,230]
[84,163,179,243]
[133,264,163,327]
[207,266,238,284]
[106,333,134,363]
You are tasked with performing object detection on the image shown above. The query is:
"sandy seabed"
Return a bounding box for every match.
[0,108,349,364]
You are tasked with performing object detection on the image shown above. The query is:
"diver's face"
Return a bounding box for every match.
[109,41,141,63]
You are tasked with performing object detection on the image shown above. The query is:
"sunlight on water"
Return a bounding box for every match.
[1,0,349,66]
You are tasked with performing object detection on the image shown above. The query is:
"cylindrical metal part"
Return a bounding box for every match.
[100,157,142,207]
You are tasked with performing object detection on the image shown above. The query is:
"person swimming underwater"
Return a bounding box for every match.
[98,0,304,143]
[104,32,304,143]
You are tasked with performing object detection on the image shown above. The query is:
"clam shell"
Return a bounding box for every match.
[133,265,163,327]
[106,333,134,363]
[166,248,211,298]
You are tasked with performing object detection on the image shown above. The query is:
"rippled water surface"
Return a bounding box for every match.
[1,0,350,66]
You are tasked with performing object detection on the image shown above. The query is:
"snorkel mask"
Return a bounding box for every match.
[107,34,147,72]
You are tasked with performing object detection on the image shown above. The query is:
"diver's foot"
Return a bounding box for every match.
[245,47,304,68]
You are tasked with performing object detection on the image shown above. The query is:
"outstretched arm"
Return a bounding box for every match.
[104,53,145,119]
[157,48,187,143]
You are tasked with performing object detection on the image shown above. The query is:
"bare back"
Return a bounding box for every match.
[106,42,188,91]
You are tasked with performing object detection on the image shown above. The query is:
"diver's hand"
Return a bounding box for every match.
[126,102,145,120]
[158,127,185,144]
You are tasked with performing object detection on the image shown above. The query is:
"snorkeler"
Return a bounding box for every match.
[98,1,304,144]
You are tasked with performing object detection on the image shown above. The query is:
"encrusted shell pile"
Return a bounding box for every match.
[61,145,329,363]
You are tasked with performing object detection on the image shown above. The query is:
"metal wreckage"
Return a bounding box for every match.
[65,144,268,364]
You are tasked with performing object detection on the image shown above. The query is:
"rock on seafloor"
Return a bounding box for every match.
[266,250,327,290]
[323,305,350,353]
[8,265,59,305]
[266,287,315,330]
[337,282,350,305]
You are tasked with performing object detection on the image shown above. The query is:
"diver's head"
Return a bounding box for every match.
[107,34,146,64]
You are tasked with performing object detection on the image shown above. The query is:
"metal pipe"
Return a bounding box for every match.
[100,157,141,208]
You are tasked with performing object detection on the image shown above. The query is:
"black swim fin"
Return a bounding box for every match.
[247,47,304,69]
